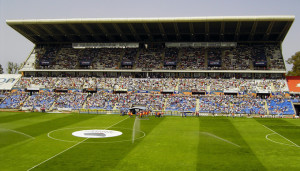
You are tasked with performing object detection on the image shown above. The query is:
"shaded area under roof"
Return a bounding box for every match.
[6,16,295,44]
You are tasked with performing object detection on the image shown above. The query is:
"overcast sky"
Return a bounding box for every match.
[0,0,299,73]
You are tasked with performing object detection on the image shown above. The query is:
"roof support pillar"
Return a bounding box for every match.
[82,24,99,41]
[96,24,114,42]
[112,23,128,41]
[143,23,153,41]
[263,21,275,41]
[24,24,51,42]
[205,22,209,41]
[189,23,195,41]
[158,23,167,41]
[220,22,225,41]
[69,24,88,42]
[39,25,61,42]
[173,23,181,41]
[128,23,141,41]
[234,22,241,41]
[248,21,258,41]
[53,24,73,42]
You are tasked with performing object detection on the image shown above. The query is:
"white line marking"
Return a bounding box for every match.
[27,117,129,171]
[266,133,300,148]
[27,138,88,171]
[200,132,241,148]
[0,128,35,139]
[268,125,300,127]
[262,124,300,147]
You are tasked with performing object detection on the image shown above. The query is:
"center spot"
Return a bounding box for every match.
[72,130,122,138]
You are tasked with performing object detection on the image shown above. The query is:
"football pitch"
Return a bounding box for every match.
[0,112,300,170]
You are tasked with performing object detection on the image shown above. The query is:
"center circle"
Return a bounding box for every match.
[48,127,146,143]
[72,130,122,138]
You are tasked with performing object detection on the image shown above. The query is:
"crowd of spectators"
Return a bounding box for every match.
[83,93,294,115]
[163,48,178,70]
[0,89,297,115]
[35,47,58,69]
[97,48,121,69]
[55,77,86,89]
[136,48,163,69]
[14,77,57,89]
[223,46,251,70]
[290,94,300,103]
[86,92,116,110]
[33,44,286,71]
[53,93,88,110]
[166,96,196,111]
[121,49,138,69]
[1,43,294,114]
[207,48,222,70]
[179,48,205,70]
[0,92,29,109]
[55,48,79,69]
[114,94,165,111]
[0,92,9,105]
[177,78,288,93]
[36,47,122,70]
[252,45,268,70]
[86,93,165,111]
[266,45,285,70]
[13,77,289,93]
[267,98,294,115]
[23,92,56,110]
[96,77,179,91]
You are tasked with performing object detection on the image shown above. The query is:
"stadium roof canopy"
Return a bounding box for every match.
[7,16,294,44]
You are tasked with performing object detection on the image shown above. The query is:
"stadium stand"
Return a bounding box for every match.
[2,16,298,116]
[291,95,300,103]
[0,93,7,105]
[179,48,206,70]
[223,46,252,70]
[12,77,289,93]
[30,45,288,72]
[163,48,179,70]
[86,92,116,110]
[1,74,292,114]
[137,48,163,69]
[23,92,56,110]
[0,91,29,109]
[207,48,222,70]
[165,96,196,112]
[267,98,295,115]
[53,93,88,110]
[121,48,137,69]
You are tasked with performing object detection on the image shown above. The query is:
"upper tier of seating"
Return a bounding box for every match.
[32,44,285,71]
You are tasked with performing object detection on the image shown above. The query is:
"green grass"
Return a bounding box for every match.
[0,112,300,170]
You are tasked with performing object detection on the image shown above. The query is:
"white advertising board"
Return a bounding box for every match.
[0,74,22,90]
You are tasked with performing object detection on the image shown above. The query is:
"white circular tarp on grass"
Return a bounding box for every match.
[72,130,122,138]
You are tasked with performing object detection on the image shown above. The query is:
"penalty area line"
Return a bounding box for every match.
[262,124,299,148]
[0,128,35,139]
[200,132,241,148]
[27,117,129,171]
